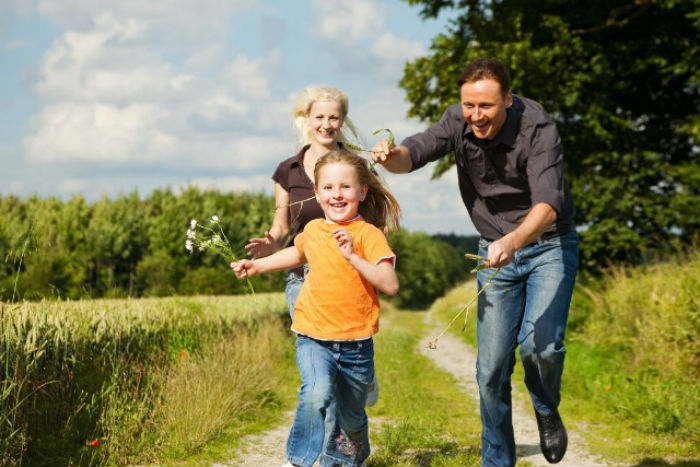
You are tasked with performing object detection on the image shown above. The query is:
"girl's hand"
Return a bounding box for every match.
[332,227,355,260]
[245,231,275,258]
[231,259,258,278]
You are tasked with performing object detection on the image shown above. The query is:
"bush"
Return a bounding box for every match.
[389,230,470,309]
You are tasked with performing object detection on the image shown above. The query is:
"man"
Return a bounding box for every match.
[371,58,578,467]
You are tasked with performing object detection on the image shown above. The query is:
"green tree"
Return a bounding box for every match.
[85,193,147,296]
[401,0,700,269]
[389,230,469,308]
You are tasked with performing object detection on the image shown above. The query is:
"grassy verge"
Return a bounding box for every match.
[136,321,299,466]
[0,293,294,466]
[431,249,700,466]
[367,303,482,466]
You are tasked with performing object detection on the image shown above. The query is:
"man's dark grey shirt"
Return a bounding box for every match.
[402,95,575,241]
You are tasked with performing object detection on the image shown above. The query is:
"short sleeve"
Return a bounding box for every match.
[294,230,306,255]
[359,225,396,267]
[272,161,289,191]
[526,120,566,215]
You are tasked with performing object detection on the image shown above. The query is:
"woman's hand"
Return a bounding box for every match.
[332,227,355,260]
[231,259,258,278]
[245,231,276,258]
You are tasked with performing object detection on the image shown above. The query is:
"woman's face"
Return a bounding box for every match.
[307,99,344,147]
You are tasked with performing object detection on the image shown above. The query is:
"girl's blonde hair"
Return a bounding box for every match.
[314,150,401,232]
[293,86,360,146]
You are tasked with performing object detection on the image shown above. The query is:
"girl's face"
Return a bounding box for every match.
[307,99,343,147]
[315,162,368,223]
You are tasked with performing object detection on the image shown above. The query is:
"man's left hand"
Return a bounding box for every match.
[487,236,516,268]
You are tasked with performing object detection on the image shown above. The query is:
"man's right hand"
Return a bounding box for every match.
[371,139,401,163]
[370,140,412,173]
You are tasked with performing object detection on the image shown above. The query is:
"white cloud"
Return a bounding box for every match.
[35,12,192,102]
[313,0,384,41]
[37,0,256,44]
[310,0,424,80]
[371,32,423,69]
[382,167,475,235]
[8,0,475,234]
[23,102,177,163]
[183,174,274,194]
[24,3,289,171]
[221,51,280,102]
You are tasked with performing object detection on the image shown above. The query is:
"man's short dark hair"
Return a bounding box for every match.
[457,59,511,96]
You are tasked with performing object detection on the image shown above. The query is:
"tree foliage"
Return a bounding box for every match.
[0,189,283,300]
[401,0,700,269]
[0,190,471,307]
[389,230,471,308]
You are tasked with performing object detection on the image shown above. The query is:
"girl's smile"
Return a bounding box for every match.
[315,162,367,223]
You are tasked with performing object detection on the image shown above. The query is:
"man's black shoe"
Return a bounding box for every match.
[534,408,568,464]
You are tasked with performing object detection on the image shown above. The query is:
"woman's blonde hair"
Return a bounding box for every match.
[314,150,401,232]
[293,86,360,146]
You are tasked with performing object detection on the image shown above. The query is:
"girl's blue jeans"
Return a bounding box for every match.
[285,266,339,465]
[287,335,373,467]
[475,230,579,467]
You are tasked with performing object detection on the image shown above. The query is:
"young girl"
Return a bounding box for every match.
[232,149,400,467]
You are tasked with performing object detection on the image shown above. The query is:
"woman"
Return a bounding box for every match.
[245,86,359,317]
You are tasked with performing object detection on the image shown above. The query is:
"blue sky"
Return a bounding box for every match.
[0,0,477,235]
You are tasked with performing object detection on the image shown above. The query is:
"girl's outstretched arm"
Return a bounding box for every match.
[231,246,305,278]
[333,227,399,296]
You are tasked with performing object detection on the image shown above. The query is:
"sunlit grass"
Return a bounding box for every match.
[0,293,289,466]
[431,250,700,466]
[367,304,481,466]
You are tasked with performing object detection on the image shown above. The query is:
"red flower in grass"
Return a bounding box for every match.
[89,439,99,447]
[604,386,612,392]
[179,350,188,359]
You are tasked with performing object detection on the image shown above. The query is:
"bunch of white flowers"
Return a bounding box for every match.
[185,215,255,295]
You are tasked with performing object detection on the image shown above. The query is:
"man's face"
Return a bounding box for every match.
[460,78,513,140]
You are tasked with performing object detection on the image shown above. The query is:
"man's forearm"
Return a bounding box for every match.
[504,203,558,251]
[487,203,558,268]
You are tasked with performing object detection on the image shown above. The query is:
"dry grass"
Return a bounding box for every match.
[149,320,291,459]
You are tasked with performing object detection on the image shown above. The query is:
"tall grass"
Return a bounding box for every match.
[148,322,294,461]
[432,248,700,464]
[563,248,700,462]
[0,293,288,466]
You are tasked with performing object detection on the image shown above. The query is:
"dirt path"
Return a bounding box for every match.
[217,411,293,467]
[221,313,607,467]
[419,314,606,467]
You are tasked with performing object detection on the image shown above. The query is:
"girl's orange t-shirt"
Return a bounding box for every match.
[291,217,395,341]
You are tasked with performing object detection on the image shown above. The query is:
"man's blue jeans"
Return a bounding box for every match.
[287,335,373,467]
[475,230,579,467]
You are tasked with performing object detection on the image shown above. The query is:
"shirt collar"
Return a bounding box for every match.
[324,214,362,225]
[292,142,345,167]
[291,144,310,167]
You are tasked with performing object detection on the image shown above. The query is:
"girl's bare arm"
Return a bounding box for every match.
[232,246,305,278]
[333,227,399,295]
[348,256,399,296]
